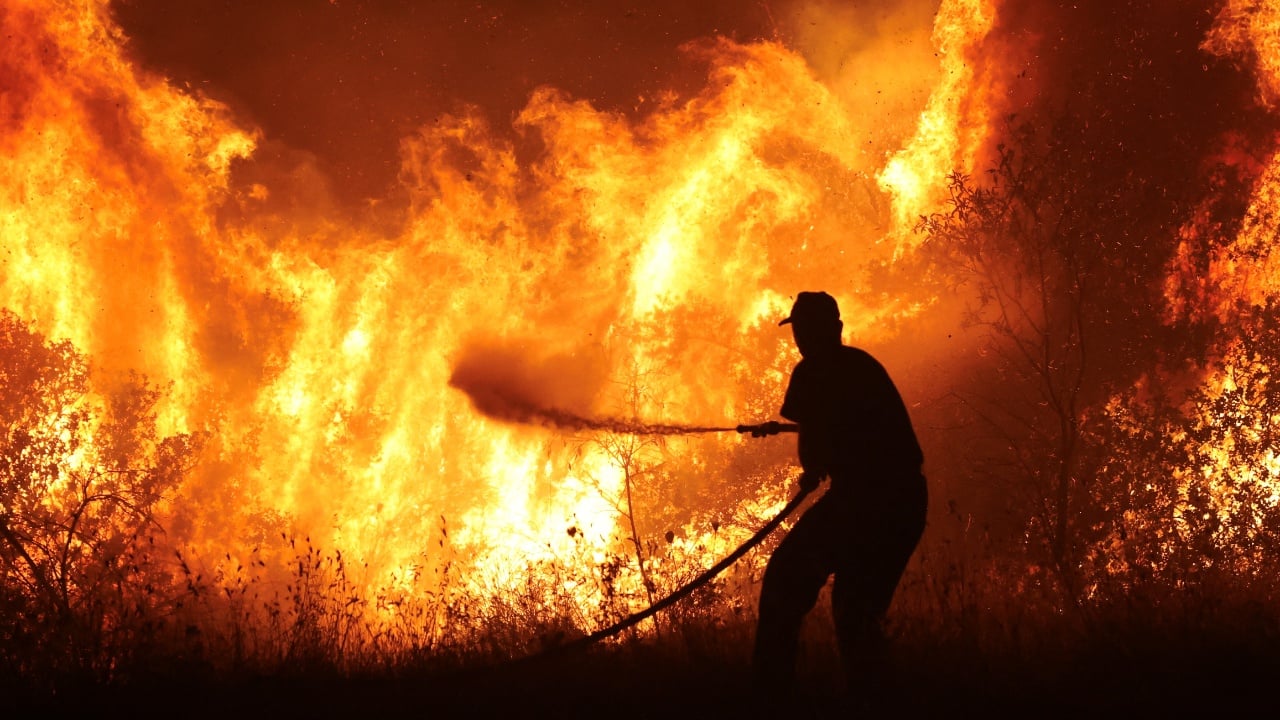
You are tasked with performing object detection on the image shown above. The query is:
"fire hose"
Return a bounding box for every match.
[525,422,804,661]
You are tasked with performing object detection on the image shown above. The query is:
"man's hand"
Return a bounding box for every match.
[749,421,782,438]
[797,471,823,493]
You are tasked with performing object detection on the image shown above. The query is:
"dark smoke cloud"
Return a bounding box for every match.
[449,343,735,436]
[966,0,1277,383]
[111,0,778,202]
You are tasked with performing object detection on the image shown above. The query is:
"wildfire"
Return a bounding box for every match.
[1,0,988,636]
[878,0,996,234]
[1204,0,1280,109]
[13,0,1279,666]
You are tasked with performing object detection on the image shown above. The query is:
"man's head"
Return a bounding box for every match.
[779,291,843,357]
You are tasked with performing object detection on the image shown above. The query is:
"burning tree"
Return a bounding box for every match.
[914,124,1251,591]
[1090,138,1280,588]
[0,311,198,684]
[909,0,1277,596]
[917,127,1098,587]
[1095,310,1280,587]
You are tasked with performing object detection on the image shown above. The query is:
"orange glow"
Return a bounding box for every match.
[1204,0,1280,109]
[10,0,1280,670]
[878,0,996,235]
[1085,0,1280,582]
[1,0,996,640]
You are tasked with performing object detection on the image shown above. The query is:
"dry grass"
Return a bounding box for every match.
[5,519,1280,718]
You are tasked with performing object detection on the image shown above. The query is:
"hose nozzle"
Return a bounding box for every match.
[736,421,799,436]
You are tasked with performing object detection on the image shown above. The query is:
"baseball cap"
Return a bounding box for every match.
[779,291,840,326]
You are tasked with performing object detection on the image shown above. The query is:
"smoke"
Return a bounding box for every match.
[778,0,942,156]
[111,0,779,204]
[449,343,735,435]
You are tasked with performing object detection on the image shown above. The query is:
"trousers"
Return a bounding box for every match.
[752,472,926,691]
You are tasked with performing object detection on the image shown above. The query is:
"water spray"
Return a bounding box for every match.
[489,408,800,437]
[447,358,799,436]
[462,401,798,437]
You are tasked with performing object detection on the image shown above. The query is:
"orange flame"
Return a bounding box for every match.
[878,0,997,235]
[3,0,995,633]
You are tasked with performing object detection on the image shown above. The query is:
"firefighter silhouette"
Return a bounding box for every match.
[751,291,927,694]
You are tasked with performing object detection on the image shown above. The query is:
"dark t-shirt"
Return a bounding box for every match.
[780,345,923,487]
